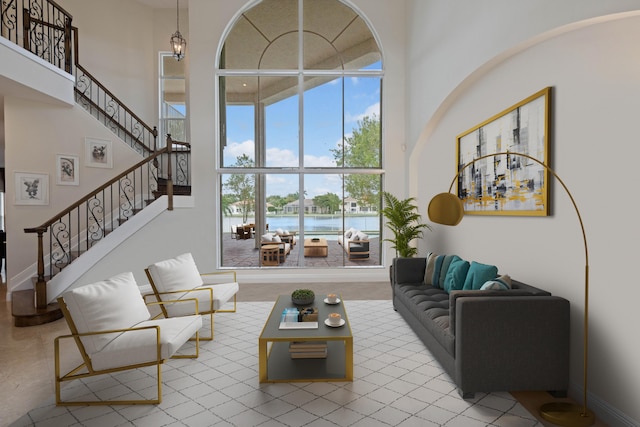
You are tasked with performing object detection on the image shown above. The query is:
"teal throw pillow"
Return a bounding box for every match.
[432,254,457,289]
[444,256,470,293]
[463,261,498,290]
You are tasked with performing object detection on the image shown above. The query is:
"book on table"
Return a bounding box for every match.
[279,307,319,329]
[289,341,328,359]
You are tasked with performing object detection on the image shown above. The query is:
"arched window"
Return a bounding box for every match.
[218,0,383,268]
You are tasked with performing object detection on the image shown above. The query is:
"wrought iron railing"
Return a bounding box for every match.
[74,71,156,157]
[169,136,191,189]
[25,147,173,308]
[1,0,73,72]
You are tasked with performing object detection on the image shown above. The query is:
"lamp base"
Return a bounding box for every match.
[540,402,595,427]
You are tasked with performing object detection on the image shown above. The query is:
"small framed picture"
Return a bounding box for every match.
[56,154,79,186]
[14,172,49,205]
[85,137,113,168]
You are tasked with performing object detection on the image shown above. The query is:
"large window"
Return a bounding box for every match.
[159,53,186,143]
[218,0,383,268]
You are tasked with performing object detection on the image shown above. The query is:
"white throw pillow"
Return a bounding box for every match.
[273,235,282,242]
[276,228,284,235]
[63,272,151,354]
[261,233,273,242]
[355,231,369,241]
[344,227,356,239]
[146,253,204,295]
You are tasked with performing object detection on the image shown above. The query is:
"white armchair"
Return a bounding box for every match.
[145,253,239,341]
[55,272,202,405]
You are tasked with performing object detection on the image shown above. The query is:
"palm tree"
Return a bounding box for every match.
[381,191,430,257]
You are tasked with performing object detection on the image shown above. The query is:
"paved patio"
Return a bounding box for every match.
[220,233,381,268]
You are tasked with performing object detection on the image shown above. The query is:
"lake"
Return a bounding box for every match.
[223,214,380,239]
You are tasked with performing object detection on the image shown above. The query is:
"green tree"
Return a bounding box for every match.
[266,195,287,213]
[313,193,341,214]
[331,115,381,207]
[224,154,255,223]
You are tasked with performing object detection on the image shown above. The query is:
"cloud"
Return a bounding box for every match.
[303,154,337,167]
[224,139,255,162]
[345,102,380,123]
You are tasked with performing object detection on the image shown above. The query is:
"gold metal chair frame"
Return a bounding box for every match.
[144,270,237,341]
[55,297,200,406]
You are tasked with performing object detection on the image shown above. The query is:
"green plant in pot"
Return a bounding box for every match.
[381,191,430,258]
[291,289,315,305]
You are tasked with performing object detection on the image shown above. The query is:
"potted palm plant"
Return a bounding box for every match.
[381,191,430,258]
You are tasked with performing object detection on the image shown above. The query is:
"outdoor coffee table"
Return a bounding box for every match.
[258,295,353,383]
[303,238,328,257]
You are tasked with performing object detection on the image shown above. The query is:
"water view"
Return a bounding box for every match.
[223,214,380,240]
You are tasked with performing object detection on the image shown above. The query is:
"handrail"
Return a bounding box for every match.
[1,0,74,73]
[25,146,174,308]
[74,61,157,155]
[25,148,169,234]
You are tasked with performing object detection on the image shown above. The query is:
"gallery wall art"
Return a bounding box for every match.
[456,87,551,216]
[14,172,49,205]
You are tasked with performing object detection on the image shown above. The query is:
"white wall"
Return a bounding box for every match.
[4,99,143,291]
[408,2,640,424]
[59,0,161,125]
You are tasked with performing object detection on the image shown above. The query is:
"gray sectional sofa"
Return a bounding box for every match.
[391,256,570,398]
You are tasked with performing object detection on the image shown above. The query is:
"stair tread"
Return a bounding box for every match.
[11,290,63,327]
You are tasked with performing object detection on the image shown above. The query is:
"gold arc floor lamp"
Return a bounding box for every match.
[427,151,594,427]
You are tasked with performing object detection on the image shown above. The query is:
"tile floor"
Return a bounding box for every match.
[8,300,544,427]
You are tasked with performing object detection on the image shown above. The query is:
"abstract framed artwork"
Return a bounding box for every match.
[56,154,79,186]
[85,137,113,168]
[456,86,551,216]
[14,172,49,205]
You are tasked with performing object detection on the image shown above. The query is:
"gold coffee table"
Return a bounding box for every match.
[258,295,353,383]
[303,238,328,257]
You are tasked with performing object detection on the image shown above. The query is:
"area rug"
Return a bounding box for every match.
[10,300,543,426]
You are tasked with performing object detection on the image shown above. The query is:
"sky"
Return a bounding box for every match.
[223,71,381,199]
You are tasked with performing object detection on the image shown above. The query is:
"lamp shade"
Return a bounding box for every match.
[427,192,464,226]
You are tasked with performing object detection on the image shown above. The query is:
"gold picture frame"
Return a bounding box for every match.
[456,87,551,216]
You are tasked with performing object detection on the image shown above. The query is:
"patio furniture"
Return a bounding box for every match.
[261,244,280,266]
[304,238,328,257]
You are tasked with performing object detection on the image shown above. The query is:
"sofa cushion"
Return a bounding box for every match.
[261,233,274,242]
[344,227,357,239]
[432,254,458,289]
[444,256,470,293]
[463,261,498,290]
[355,231,368,241]
[480,274,512,290]
[424,252,438,285]
[62,272,151,355]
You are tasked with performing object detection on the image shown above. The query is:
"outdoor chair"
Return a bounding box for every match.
[261,233,291,261]
[145,252,238,341]
[55,272,202,405]
[235,225,250,239]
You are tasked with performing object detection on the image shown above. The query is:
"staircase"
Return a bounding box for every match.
[2,0,191,326]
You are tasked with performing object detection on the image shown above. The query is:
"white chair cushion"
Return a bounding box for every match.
[164,282,239,316]
[63,272,151,354]
[147,253,204,299]
[261,233,273,242]
[273,235,282,242]
[90,315,202,371]
[276,228,284,235]
[355,231,369,241]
